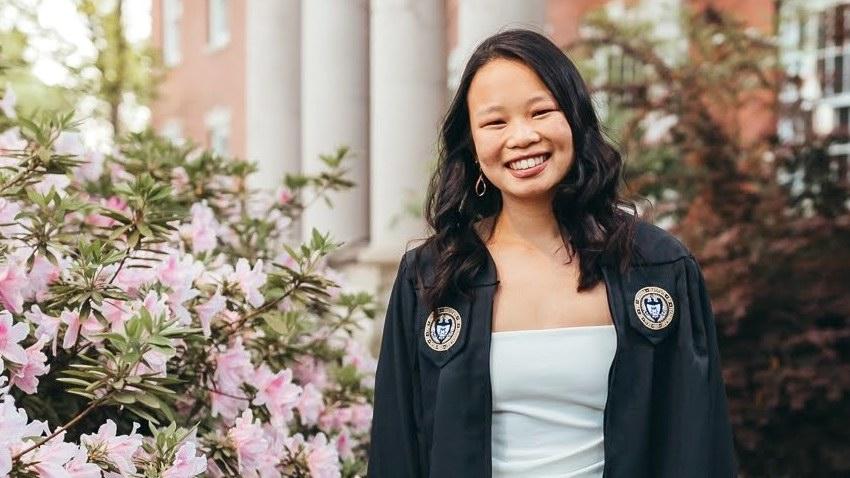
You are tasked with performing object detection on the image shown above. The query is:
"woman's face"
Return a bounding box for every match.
[466,58,574,201]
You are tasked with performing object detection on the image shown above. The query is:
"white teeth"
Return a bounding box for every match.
[509,155,548,170]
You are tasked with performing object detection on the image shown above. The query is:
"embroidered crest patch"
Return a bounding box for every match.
[424,307,463,352]
[634,286,675,330]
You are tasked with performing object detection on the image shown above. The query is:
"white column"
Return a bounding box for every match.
[301,0,370,248]
[361,0,446,264]
[449,0,547,89]
[245,0,301,189]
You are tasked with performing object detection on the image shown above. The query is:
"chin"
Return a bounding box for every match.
[501,185,556,201]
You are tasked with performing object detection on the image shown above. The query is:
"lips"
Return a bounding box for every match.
[505,152,551,179]
[506,153,550,179]
[505,152,551,170]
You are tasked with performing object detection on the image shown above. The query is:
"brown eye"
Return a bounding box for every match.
[483,119,505,127]
[533,109,554,117]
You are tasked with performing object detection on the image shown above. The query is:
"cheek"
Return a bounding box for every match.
[546,117,574,149]
[471,130,503,165]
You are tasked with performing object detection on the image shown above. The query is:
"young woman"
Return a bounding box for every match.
[368,29,737,478]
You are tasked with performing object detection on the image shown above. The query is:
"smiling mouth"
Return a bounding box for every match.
[506,153,551,171]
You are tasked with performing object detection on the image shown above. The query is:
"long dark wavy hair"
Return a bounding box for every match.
[413,29,637,313]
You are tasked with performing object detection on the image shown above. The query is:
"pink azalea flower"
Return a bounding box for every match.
[292,356,329,390]
[134,349,169,377]
[10,337,50,394]
[252,365,302,426]
[73,150,104,183]
[166,286,200,326]
[0,394,49,475]
[113,263,157,294]
[108,162,131,183]
[142,290,170,320]
[210,338,253,420]
[296,383,325,426]
[342,338,377,375]
[0,310,28,370]
[259,424,288,460]
[22,432,78,477]
[97,299,131,333]
[349,403,373,434]
[157,253,202,291]
[335,429,354,462]
[231,258,267,308]
[162,440,207,477]
[84,196,127,228]
[284,432,305,457]
[54,132,85,157]
[61,309,103,350]
[0,261,26,314]
[272,250,297,270]
[24,305,61,353]
[155,255,202,325]
[214,338,253,391]
[276,186,294,206]
[23,254,61,302]
[33,174,71,197]
[318,406,352,433]
[64,446,101,477]
[0,394,48,436]
[0,444,8,476]
[79,420,143,475]
[210,391,249,423]
[195,290,226,337]
[184,202,219,254]
[228,409,269,474]
[307,432,340,478]
[171,167,190,191]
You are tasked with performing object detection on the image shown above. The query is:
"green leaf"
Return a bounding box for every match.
[125,404,160,424]
[136,393,162,409]
[111,392,137,404]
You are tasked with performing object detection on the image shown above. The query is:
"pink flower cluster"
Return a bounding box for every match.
[0,395,206,477]
[0,102,379,476]
[226,409,341,478]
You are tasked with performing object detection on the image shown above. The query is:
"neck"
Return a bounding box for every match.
[489,194,563,254]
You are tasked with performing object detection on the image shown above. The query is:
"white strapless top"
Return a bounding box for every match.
[490,324,617,478]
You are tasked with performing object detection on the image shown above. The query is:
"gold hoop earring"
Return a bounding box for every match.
[475,173,486,197]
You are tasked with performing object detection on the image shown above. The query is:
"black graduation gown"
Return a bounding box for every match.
[367,220,738,477]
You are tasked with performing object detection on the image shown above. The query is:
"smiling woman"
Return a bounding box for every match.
[418,28,635,315]
[467,58,574,197]
[368,29,737,478]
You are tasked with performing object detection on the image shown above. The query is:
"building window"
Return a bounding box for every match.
[205,107,231,156]
[207,0,230,50]
[817,3,850,96]
[592,0,682,120]
[811,2,850,181]
[162,0,182,66]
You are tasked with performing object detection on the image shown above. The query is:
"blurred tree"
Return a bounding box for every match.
[569,5,850,477]
[0,0,161,134]
[78,0,162,135]
[0,26,77,114]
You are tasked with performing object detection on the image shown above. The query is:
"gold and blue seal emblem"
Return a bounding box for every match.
[424,307,463,352]
[634,286,675,330]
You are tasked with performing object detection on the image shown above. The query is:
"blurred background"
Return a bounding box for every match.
[1,0,848,476]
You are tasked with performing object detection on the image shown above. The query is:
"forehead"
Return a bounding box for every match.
[467,58,554,112]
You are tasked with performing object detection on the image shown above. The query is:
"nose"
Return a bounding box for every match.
[505,120,541,149]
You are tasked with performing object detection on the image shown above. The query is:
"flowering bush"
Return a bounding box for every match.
[0,87,378,477]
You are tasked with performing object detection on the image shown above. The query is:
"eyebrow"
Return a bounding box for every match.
[475,94,554,116]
